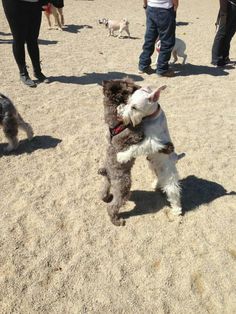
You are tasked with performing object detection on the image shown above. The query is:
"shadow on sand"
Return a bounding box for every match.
[49,71,144,85]
[120,175,236,220]
[174,63,231,77]
[0,31,12,36]
[0,38,58,45]
[63,24,93,33]
[176,21,190,26]
[0,135,62,157]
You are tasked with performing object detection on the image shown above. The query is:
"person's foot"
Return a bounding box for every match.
[138,66,154,74]
[211,60,226,67]
[20,74,37,88]
[34,71,50,83]
[225,56,230,64]
[157,69,175,77]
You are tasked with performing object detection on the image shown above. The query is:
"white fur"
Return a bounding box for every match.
[153,37,187,66]
[99,18,130,38]
[117,86,185,215]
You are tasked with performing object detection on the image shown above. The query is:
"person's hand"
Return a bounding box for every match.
[173,0,179,11]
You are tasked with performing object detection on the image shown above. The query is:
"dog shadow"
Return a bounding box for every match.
[120,175,236,220]
[120,36,141,40]
[0,38,58,45]
[0,135,62,157]
[38,39,58,45]
[63,24,92,33]
[0,38,13,44]
[176,21,190,26]
[50,71,144,85]
[173,63,230,77]
[0,31,12,36]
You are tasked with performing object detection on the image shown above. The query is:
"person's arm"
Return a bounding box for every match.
[173,0,179,11]
[143,0,147,9]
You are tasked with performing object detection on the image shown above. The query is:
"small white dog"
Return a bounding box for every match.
[153,37,187,66]
[98,18,130,38]
[117,86,185,215]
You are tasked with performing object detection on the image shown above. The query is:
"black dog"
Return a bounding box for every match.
[0,94,33,152]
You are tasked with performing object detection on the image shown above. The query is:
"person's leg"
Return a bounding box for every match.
[211,12,227,65]
[2,0,26,71]
[26,3,41,71]
[156,7,176,75]
[26,3,49,83]
[222,3,236,61]
[2,0,36,87]
[58,8,64,26]
[139,6,159,71]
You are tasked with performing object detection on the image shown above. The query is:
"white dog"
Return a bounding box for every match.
[117,86,185,215]
[153,38,187,66]
[98,18,130,38]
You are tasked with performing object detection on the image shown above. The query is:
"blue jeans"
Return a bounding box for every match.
[139,6,176,75]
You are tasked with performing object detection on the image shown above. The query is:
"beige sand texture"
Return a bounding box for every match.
[0,0,236,313]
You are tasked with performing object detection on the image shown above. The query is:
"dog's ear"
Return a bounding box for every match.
[148,85,167,102]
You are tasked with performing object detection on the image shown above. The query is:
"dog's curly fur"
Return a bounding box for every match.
[0,94,33,152]
[98,78,144,226]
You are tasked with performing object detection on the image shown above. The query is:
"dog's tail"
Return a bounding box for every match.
[176,153,186,162]
[170,152,186,163]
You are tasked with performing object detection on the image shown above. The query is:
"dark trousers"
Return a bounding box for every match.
[139,6,176,74]
[2,0,42,73]
[212,3,236,64]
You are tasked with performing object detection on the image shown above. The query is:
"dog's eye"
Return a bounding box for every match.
[132,106,137,110]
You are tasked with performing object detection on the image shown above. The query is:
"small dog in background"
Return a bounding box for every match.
[117,86,185,216]
[0,94,33,152]
[152,37,187,66]
[98,18,130,38]
[43,0,64,31]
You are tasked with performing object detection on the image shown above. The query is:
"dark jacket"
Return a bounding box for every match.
[39,0,49,5]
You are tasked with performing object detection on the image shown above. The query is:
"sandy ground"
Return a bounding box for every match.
[0,0,236,313]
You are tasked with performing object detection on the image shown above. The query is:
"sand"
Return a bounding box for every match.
[0,0,236,313]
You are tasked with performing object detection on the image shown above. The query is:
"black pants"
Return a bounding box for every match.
[2,0,42,73]
[212,3,236,65]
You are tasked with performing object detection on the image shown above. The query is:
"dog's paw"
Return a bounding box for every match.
[27,130,34,141]
[117,152,130,163]
[171,206,182,216]
[102,194,113,203]
[111,217,126,226]
[165,209,183,223]
[3,144,17,153]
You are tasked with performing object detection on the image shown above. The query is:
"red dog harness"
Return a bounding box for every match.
[110,123,127,138]
[44,3,52,14]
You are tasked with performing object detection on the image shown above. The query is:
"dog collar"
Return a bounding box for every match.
[110,123,127,138]
[145,104,161,120]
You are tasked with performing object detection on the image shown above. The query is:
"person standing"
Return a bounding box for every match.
[2,0,49,87]
[139,0,178,77]
[212,0,236,66]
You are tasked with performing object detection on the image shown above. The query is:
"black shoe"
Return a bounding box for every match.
[157,69,175,77]
[211,60,226,67]
[34,72,50,83]
[20,73,37,88]
[138,66,154,75]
